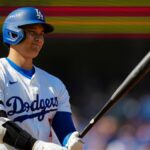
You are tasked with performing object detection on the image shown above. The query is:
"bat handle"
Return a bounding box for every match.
[79,51,150,138]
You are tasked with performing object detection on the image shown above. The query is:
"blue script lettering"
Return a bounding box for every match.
[6,94,58,122]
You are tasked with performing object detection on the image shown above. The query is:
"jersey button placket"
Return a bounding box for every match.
[30,79,40,138]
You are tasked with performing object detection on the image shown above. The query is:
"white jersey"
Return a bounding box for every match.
[0,58,71,149]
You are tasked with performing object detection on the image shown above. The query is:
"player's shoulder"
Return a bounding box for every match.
[0,58,6,72]
[0,58,7,82]
[35,66,64,85]
[0,58,10,68]
[0,58,6,65]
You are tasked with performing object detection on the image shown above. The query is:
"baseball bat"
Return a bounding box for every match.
[79,51,150,138]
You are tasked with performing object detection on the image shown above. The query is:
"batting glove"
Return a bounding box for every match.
[32,140,67,150]
[65,131,83,150]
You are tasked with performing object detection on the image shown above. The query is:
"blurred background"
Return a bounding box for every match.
[0,0,150,149]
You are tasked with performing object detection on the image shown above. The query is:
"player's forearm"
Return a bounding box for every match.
[52,111,83,150]
[0,115,36,150]
[52,111,76,145]
[0,115,67,150]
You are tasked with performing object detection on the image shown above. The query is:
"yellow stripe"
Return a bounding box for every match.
[1,17,150,25]
[46,17,150,33]
[46,17,150,25]
[49,21,150,25]
[1,17,150,33]
[1,0,150,6]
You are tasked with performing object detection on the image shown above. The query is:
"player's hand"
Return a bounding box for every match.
[32,140,67,150]
[66,131,83,150]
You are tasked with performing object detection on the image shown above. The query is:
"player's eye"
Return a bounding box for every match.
[24,30,44,38]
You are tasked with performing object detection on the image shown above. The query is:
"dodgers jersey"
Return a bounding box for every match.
[0,58,71,148]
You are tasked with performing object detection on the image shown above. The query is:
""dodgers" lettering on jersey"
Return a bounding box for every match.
[6,94,58,122]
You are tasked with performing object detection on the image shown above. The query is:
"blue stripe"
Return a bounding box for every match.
[52,111,76,145]
[6,58,35,79]
[13,108,57,123]
[63,132,74,146]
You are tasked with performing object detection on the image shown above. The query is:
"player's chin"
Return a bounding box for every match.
[32,51,41,58]
[30,49,41,58]
[32,46,42,53]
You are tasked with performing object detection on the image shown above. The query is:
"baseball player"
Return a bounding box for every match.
[0,7,83,150]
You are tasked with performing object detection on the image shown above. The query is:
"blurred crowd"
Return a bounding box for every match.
[73,94,150,150]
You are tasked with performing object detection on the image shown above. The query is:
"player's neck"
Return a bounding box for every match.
[8,48,33,70]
